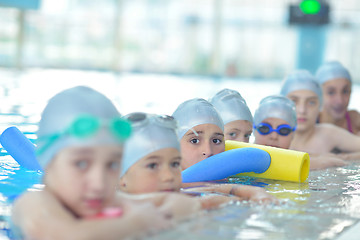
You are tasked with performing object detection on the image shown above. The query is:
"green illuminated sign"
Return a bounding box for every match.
[299,0,321,15]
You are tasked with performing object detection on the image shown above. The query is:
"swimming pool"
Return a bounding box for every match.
[1,69,360,239]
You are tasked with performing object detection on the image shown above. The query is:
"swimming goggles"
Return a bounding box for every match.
[37,114,132,155]
[124,112,177,129]
[254,123,296,136]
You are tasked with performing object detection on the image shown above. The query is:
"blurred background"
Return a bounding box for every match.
[0,0,359,81]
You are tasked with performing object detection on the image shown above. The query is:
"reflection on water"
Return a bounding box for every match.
[1,69,360,239]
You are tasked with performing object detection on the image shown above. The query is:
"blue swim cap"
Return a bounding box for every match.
[316,61,352,85]
[121,112,180,177]
[209,88,253,125]
[254,95,297,128]
[172,98,224,140]
[280,70,322,105]
[37,86,127,169]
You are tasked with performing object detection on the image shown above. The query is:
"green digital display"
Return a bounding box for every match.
[299,0,321,15]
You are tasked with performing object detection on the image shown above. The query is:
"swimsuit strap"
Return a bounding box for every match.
[345,111,353,133]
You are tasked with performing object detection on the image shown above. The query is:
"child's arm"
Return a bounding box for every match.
[309,154,347,170]
[119,190,239,213]
[118,191,204,220]
[336,152,360,161]
[326,124,360,152]
[12,191,171,240]
[182,183,277,203]
[348,110,360,136]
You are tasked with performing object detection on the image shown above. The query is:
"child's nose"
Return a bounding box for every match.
[269,131,279,140]
[161,166,175,182]
[89,168,106,194]
[296,103,306,114]
[202,142,214,158]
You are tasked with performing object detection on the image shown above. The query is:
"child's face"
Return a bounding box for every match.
[254,117,294,149]
[44,145,123,218]
[180,123,225,170]
[322,78,351,120]
[287,89,320,132]
[224,120,252,143]
[119,148,182,194]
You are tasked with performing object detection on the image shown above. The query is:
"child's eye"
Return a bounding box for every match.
[244,133,251,138]
[289,98,297,104]
[308,100,316,106]
[108,161,120,170]
[190,138,200,144]
[327,90,335,96]
[146,162,158,169]
[171,161,180,168]
[213,138,222,144]
[75,160,89,170]
[229,132,237,138]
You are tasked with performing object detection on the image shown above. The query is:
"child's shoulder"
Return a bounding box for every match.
[316,123,354,140]
[348,109,360,117]
[13,190,57,215]
[314,123,346,141]
[316,123,340,132]
[348,110,360,126]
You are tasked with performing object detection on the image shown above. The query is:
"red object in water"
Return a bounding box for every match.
[90,207,123,219]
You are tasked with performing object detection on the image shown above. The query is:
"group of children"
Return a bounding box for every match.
[11,61,360,239]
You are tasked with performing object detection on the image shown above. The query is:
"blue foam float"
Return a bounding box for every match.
[182,147,271,183]
[0,126,42,171]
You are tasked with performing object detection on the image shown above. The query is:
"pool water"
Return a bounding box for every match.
[1,69,360,239]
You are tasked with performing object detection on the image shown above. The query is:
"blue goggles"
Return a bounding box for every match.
[254,123,296,136]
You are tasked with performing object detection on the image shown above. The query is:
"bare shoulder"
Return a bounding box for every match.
[13,191,48,215]
[12,190,72,238]
[12,191,48,235]
[348,110,360,118]
[314,123,335,137]
[317,123,346,134]
[348,110,360,128]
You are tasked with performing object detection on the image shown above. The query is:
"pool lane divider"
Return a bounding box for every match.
[0,126,42,171]
[225,140,309,183]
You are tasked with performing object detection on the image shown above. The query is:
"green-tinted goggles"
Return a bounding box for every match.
[37,115,132,155]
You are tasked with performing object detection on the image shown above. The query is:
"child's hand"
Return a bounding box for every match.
[122,200,173,236]
[310,155,346,170]
[231,185,278,204]
[198,194,239,210]
[158,193,202,221]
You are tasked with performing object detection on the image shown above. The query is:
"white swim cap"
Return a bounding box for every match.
[209,88,253,125]
[172,98,224,140]
[316,61,352,85]
[280,70,322,105]
[253,95,297,128]
[121,112,180,177]
[36,86,131,169]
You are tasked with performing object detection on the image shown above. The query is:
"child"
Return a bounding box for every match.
[173,98,225,170]
[11,86,203,239]
[281,70,360,165]
[119,112,182,194]
[253,95,297,149]
[316,61,360,135]
[171,99,277,202]
[210,88,253,143]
